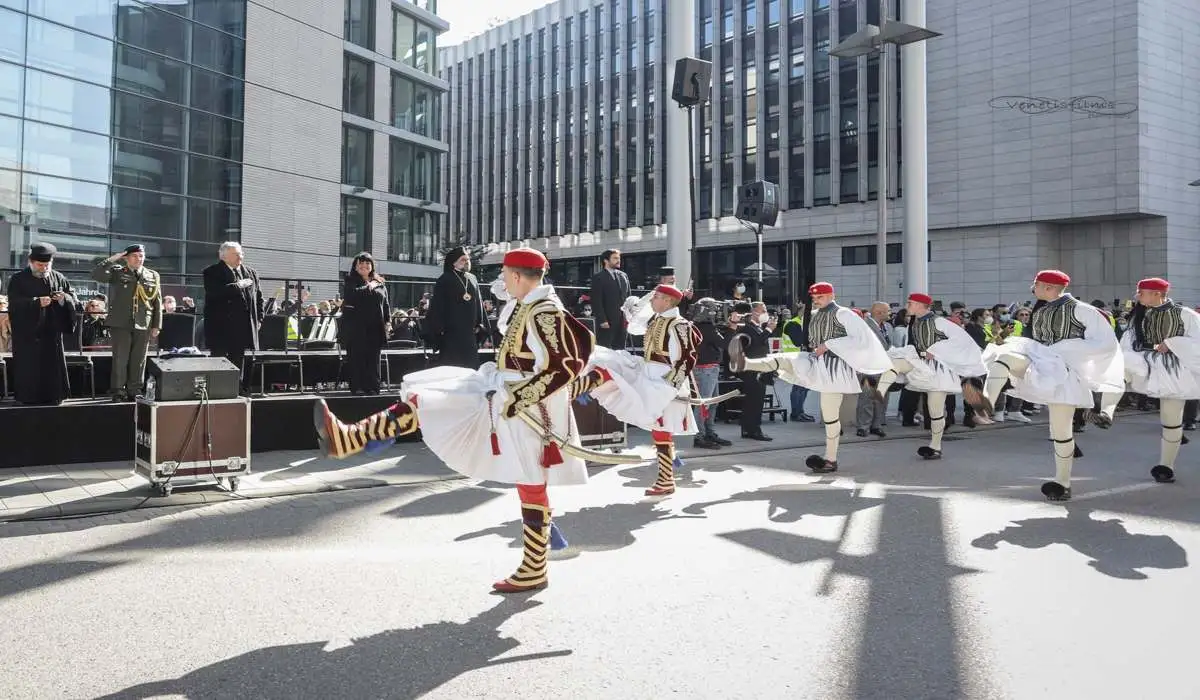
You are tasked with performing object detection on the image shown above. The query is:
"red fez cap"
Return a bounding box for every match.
[1034,269,1071,286]
[655,284,684,300]
[809,282,834,296]
[1138,277,1170,293]
[502,248,548,270]
[908,293,934,306]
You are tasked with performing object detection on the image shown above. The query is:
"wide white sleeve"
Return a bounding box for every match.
[825,308,895,375]
[1164,307,1200,371]
[1119,325,1135,353]
[930,318,983,360]
[668,321,682,364]
[1048,304,1119,363]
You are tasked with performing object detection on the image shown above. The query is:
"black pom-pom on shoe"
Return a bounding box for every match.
[1151,465,1176,484]
[806,454,838,473]
[1041,481,1072,501]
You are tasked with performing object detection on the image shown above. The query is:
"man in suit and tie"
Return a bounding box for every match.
[589,249,630,349]
[855,301,893,437]
[202,241,264,389]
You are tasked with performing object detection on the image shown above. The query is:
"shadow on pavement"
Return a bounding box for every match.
[616,462,746,490]
[455,501,700,554]
[681,482,883,521]
[718,492,980,700]
[94,595,569,700]
[971,504,1189,580]
[384,486,505,519]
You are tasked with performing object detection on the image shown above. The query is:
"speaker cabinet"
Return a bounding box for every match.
[671,57,713,107]
[737,180,780,226]
[147,355,241,401]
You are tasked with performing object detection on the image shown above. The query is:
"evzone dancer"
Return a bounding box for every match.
[313,248,636,592]
[981,270,1124,501]
[729,282,894,474]
[871,293,992,460]
[568,284,702,496]
[1095,278,1200,483]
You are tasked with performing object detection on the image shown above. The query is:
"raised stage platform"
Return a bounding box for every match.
[0,393,414,469]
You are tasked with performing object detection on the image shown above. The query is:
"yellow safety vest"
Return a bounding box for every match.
[780,318,803,351]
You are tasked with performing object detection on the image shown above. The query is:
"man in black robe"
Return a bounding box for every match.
[4,242,79,405]
[424,246,488,369]
[202,241,263,389]
[658,266,694,317]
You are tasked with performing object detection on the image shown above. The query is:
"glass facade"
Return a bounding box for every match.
[392,7,438,74]
[0,0,247,276]
[387,203,440,265]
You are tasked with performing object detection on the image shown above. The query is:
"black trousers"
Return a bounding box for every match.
[1184,399,1198,425]
[899,388,922,423]
[596,325,628,350]
[346,343,383,394]
[739,371,766,433]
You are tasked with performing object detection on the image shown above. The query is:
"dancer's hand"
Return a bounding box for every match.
[814,344,827,356]
[1155,342,1169,354]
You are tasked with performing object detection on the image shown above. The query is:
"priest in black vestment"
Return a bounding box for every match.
[4,243,79,405]
[423,246,488,369]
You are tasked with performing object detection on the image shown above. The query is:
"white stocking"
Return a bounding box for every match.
[927,391,947,451]
[985,352,1030,405]
[1160,398,1186,468]
[876,358,913,398]
[820,392,844,461]
[1048,403,1077,487]
[1097,391,1121,420]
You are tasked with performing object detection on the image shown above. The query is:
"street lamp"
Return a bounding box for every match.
[829,7,940,300]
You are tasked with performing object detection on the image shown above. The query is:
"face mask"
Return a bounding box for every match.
[1000,314,1011,323]
[583,306,592,315]
[735,285,746,294]
[756,312,769,324]
[1118,322,1128,330]
[982,315,993,325]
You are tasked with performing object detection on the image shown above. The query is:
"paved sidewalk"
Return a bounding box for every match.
[0,396,1067,521]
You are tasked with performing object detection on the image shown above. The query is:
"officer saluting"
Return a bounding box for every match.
[92,244,162,402]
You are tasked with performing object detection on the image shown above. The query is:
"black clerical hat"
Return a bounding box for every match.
[29,242,56,262]
[659,266,675,276]
[124,244,145,254]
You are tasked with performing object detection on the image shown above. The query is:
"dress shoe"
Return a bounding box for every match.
[693,437,720,449]
[741,431,773,441]
[707,433,732,446]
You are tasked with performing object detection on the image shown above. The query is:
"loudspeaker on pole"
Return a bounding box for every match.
[671,57,713,107]
[737,181,780,226]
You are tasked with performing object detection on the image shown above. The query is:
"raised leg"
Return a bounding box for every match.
[313,398,419,459]
[1042,403,1077,501]
[984,352,1030,406]
[494,484,551,593]
[646,430,676,496]
[918,390,947,459]
[874,358,914,399]
[1152,398,1186,483]
[806,392,844,473]
[1089,392,1121,429]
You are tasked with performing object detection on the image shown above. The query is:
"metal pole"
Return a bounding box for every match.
[687,104,699,290]
[901,0,929,295]
[665,0,697,286]
[876,17,889,301]
[756,222,764,303]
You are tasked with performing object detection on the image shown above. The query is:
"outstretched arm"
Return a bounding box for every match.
[504,309,586,417]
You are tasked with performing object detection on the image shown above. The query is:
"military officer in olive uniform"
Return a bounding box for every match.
[92,244,163,401]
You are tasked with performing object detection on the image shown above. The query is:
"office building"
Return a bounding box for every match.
[0,0,450,304]
[441,0,1200,306]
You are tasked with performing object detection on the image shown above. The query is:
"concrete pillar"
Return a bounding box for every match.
[665,0,697,286]
[900,0,929,295]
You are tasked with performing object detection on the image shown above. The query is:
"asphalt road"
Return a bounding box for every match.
[0,413,1195,700]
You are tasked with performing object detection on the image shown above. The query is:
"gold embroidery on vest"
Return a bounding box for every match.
[535,312,560,353]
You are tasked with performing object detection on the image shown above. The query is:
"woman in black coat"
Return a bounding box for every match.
[339,252,390,395]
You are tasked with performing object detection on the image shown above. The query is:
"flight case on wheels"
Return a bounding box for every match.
[572,400,627,452]
[134,397,252,496]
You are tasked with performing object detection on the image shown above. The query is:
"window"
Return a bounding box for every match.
[342,125,372,188]
[389,137,441,201]
[841,243,901,266]
[343,54,373,117]
[393,9,438,75]
[387,203,411,261]
[345,0,374,50]
[341,196,372,257]
[23,69,111,136]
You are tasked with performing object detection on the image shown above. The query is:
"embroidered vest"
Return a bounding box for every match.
[644,315,676,364]
[806,304,847,349]
[1140,302,1186,347]
[1030,296,1087,345]
[908,314,948,354]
